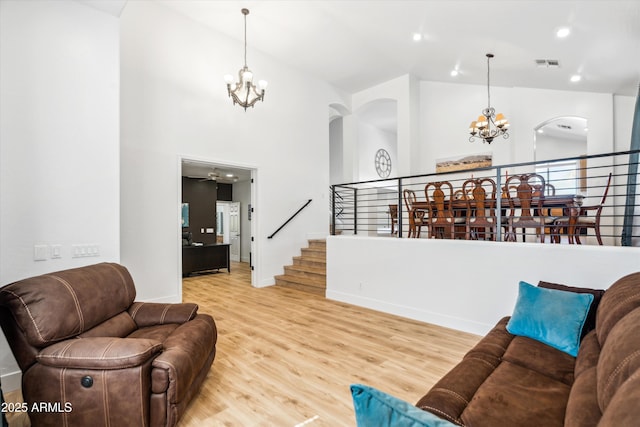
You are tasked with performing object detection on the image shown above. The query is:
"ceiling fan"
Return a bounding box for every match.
[199,171,219,182]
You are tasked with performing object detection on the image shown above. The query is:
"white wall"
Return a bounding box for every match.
[357,122,397,182]
[351,75,419,177]
[327,236,640,336]
[534,133,586,162]
[120,1,331,297]
[0,0,120,389]
[419,82,615,174]
[329,118,344,185]
[614,95,635,151]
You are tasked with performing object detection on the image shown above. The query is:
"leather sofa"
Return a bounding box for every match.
[415,271,640,427]
[0,262,217,427]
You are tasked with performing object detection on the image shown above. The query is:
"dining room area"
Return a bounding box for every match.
[331,149,637,247]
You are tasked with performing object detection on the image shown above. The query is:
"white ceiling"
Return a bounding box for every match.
[158,0,640,97]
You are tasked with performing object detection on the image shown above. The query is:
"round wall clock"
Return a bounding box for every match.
[374,148,392,178]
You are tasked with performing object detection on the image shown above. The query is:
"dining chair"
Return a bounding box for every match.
[424,181,465,239]
[388,204,398,235]
[504,173,555,243]
[552,172,612,245]
[462,178,497,240]
[403,189,427,238]
[546,183,556,196]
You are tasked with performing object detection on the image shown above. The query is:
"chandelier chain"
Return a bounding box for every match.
[243,10,247,67]
[486,54,491,110]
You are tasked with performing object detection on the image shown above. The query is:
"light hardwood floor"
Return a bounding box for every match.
[4,262,481,427]
[178,262,480,426]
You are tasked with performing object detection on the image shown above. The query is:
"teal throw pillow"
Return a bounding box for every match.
[506,281,594,357]
[350,384,457,427]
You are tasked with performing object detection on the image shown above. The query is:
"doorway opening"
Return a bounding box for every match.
[179,157,257,290]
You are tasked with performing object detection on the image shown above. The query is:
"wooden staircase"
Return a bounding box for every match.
[275,239,326,295]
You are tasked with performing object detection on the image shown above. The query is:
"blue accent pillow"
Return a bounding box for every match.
[350,384,457,427]
[506,281,594,357]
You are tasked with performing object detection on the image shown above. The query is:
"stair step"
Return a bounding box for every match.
[283,265,326,281]
[293,256,326,269]
[275,275,325,295]
[275,239,327,296]
[301,247,326,260]
[308,239,326,249]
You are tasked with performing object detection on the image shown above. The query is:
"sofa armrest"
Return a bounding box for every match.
[36,337,162,369]
[128,302,198,328]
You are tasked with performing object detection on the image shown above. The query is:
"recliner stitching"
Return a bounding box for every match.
[416,405,464,426]
[137,365,145,426]
[102,371,109,427]
[99,339,118,359]
[463,355,498,369]
[105,263,132,304]
[38,344,163,362]
[130,302,144,319]
[430,387,469,405]
[0,290,47,343]
[603,349,640,399]
[60,368,67,427]
[50,275,84,333]
[188,305,197,320]
[160,305,170,324]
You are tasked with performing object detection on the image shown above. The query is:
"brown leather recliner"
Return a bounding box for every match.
[0,262,217,427]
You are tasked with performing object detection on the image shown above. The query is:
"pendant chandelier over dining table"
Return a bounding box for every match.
[469,53,509,144]
[224,8,267,111]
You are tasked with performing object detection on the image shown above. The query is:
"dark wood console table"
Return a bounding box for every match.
[182,243,230,276]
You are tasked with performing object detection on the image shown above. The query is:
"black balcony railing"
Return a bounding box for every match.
[330,150,640,246]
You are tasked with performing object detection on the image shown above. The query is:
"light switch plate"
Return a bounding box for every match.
[51,244,62,259]
[34,245,48,261]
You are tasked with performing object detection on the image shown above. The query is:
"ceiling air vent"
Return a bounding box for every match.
[535,59,560,68]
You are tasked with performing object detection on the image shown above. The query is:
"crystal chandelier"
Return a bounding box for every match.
[224,8,267,111]
[469,53,509,144]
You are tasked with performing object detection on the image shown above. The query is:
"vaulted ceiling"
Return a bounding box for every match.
[156,0,639,97]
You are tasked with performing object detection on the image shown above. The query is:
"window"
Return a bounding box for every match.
[535,161,579,195]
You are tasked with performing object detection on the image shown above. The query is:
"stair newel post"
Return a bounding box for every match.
[398,178,403,238]
[331,184,336,236]
[495,166,503,242]
[353,187,358,235]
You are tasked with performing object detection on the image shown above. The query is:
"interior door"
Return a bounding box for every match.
[229,202,240,262]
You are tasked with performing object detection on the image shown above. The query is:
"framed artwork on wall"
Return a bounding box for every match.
[436,153,492,173]
[181,203,189,227]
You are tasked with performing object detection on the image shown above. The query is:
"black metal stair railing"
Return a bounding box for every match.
[268,199,312,239]
[330,150,640,246]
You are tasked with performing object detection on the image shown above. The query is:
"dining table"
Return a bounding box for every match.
[408,193,579,240]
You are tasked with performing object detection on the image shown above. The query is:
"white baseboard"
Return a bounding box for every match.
[1,371,22,392]
[326,289,491,336]
[145,294,181,304]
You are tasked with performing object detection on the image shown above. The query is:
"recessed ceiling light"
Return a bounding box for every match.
[412,33,422,42]
[450,69,459,77]
[570,74,582,83]
[556,27,571,38]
